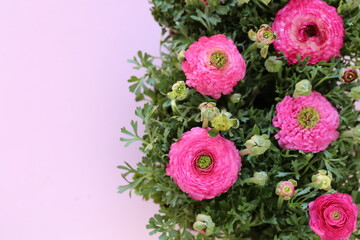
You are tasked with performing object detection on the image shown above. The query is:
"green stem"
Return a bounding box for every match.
[277,196,284,209]
[240,149,251,156]
[340,130,353,138]
[202,118,209,128]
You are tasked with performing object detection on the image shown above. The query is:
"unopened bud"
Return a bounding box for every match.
[244,135,271,156]
[265,56,283,73]
[350,86,360,100]
[193,214,215,236]
[311,170,332,191]
[230,93,241,103]
[245,171,269,186]
[167,81,189,101]
[294,80,312,98]
[199,102,219,121]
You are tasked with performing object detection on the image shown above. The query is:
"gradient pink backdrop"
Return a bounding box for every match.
[0,1,160,239]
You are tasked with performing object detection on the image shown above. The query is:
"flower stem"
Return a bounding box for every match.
[277,196,284,209]
[239,149,251,156]
[202,118,209,128]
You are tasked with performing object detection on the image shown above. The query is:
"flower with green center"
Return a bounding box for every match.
[193,214,215,235]
[197,155,212,169]
[293,80,312,98]
[311,170,332,191]
[332,211,341,220]
[340,67,359,83]
[210,51,227,69]
[273,91,340,153]
[276,179,297,200]
[297,107,320,129]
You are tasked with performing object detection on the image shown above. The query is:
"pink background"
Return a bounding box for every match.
[0,1,160,239]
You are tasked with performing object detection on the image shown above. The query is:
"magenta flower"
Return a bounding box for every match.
[272,91,340,153]
[275,180,297,200]
[272,0,344,65]
[166,127,241,201]
[182,34,246,99]
[309,193,359,240]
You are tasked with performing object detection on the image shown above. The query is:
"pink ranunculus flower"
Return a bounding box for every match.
[272,91,340,153]
[166,127,241,200]
[309,193,359,240]
[272,0,344,65]
[182,34,246,99]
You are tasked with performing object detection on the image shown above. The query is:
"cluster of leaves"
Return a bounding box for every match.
[119,0,360,239]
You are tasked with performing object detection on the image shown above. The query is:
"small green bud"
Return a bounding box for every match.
[293,80,312,98]
[230,93,241,103]
[211,113,233,131]
[167,81,189,101]
[244,134,271,156]
[211,110,239,131]
[311,170,332,191]
[177,49,185,62]
[350,86,360,100]
[199,102,219,121]
[245,171,269,186]
[193,214,215,236]
[265,56,283,73]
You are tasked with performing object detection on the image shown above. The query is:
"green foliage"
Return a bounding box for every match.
[119,0,360,239]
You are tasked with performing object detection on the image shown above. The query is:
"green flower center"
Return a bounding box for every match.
[197,155,212,169]
[210,51,227,69]
[332,211,341,220]
[304,24,318,37]
[298,107,320,129]
[283,186,292,194]
[263,31,273,39]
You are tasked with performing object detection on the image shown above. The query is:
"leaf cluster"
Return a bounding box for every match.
[119,0,360,239]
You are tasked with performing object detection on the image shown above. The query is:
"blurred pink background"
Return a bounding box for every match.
[0,0,160,239]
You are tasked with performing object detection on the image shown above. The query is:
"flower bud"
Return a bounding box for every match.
[256,25,277,46]
[167,81,189,101]
[211,110,239,131]
[349,86,360,100]
[230,93,241,103]
[276,180,297,200]
[199,102,219,121]
[245,171,269,186]
[177,49,185,62]
[244,135,271,156]
[340,67,359,83]
[293,80,312,98]
[265,56,283,73]
[311,170,332,191]
[193,214,215,236]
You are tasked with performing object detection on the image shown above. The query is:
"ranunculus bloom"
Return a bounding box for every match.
[272,0,344,64]
[309,193,359,240]
[182,34,246,99]
[275,180,296,199]
[166,127,241,200]
[340,68,359,83]
[272,91,340,153]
